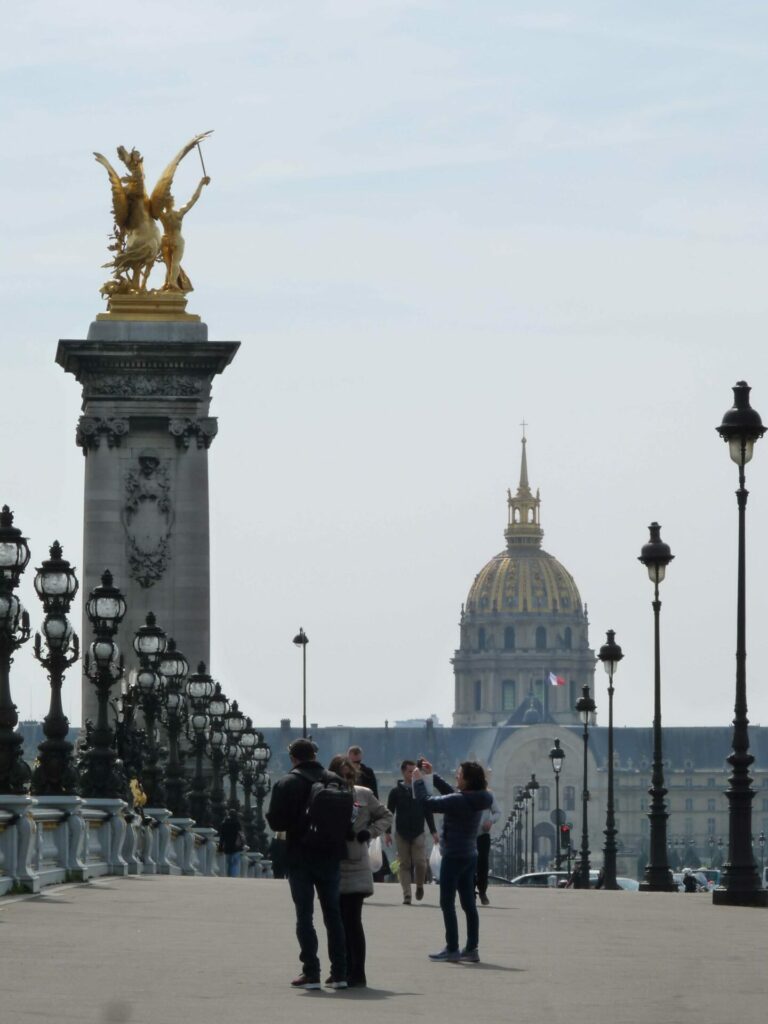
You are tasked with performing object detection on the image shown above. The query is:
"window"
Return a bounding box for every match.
[564,786,575,811]
[474,680,482,711]
[504,626,515,650]
[535,626,546,651]
[708,777,717,788]
[707,818,716,835]
[685,777,693,788]
[685,819,693,836]
[563,627,572,650]
[762,798,768,813]
[762,777,768,788]
[538,786,550,811]
[478,627,486,651]
[502,680,516,711]
[685,798,693,812]
[707,799,716,812]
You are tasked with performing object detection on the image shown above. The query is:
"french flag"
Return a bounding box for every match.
[549,672,566,687]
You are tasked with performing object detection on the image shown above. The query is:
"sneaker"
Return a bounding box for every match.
[479,893,490,906]
[347,977,367,988]
[325,978,348,990]
[291,974,321,989]
[428,947,461,962]
[459,948,480,963]
[403,894,412,904]
[415,884,424,901]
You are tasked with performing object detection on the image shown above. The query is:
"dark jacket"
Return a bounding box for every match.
[266,758,345,864]
[386,779,437,840]
[357,763,378,798]
[413,773,492,858]
[218,814,243,855]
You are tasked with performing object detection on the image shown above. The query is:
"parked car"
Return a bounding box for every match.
[509,871,570,887]
[615,876,640,891]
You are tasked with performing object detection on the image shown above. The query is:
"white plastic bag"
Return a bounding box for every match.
[368,835,383,873]
[429,842,442,882]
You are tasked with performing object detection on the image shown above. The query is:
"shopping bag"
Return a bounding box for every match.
[368,835,383,873]
[429,842,442,882]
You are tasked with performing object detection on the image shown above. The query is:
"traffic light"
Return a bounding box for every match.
[560,824,571,839]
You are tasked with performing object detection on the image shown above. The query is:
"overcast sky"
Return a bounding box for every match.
[3,2,768,735]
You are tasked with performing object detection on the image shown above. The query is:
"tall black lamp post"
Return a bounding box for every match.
[223,700,246,810]
[514,792,524,874]
[30,542,80,795]
[185,662,214,825]
[549,739,565,868]
[252,733,272,855]
[527,773,540,871]
[80,570,128,799]
[0,507,32,793]
[207,683,229,828]
[638,522,677,892]
[158,639,189,816]
[292,627,309,738]
[575,683,596,888]
[132,613,168,806]
[714,380,767,906]
[598,629,624,890]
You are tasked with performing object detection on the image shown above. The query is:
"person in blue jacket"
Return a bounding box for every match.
[412,758,493,963]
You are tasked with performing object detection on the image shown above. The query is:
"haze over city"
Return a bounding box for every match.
[3,1,768,732]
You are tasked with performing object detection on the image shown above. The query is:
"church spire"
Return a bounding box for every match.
[504,425,543,550]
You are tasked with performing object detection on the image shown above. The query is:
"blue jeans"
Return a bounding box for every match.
[225,852,241,877]
[288,858,346,980]
[439,854,479,952]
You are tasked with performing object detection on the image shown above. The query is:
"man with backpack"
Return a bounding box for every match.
[266,738,352,990]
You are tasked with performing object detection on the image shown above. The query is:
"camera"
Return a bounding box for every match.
[416,758,425,769]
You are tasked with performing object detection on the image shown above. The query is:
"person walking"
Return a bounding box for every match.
[386,759,439,904]
[412,758,492,963]
[218,808,244,877]
[347,745,378,797]
[475,789,501,905]
[266,738,349,990]
[329,754,393,987]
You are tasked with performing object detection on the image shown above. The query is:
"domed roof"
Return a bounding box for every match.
[465,432,583,617]
[466,547,582,616]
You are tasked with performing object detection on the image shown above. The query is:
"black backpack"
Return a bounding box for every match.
[292,768,355,854]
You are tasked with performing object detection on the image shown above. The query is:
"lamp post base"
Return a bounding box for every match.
[712,886,768,907]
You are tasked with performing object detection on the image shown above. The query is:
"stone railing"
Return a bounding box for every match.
[0,794,272,895]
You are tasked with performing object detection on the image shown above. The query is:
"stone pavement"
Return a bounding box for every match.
[1,876,765,1023]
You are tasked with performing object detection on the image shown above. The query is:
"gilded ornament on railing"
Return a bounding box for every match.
[93,132,212,320]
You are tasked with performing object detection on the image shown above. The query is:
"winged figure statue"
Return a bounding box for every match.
[94,131,212,297]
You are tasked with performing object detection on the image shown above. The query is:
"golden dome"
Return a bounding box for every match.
[466,547,583,617]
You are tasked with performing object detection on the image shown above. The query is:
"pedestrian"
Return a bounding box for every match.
[682,868,698,893]
[475,788,501,905]
[265,738,349,990]
[386,759,439,905]
[412,758,492,964]
[218,808,245,877]
[347,745,378,797]
[329,754,393,987]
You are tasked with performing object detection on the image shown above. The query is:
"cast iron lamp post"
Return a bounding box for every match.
[252,733,272,854]
[575,683,596,888]
[758,832,766,885]
[80,570,128,798]
[185,662,214,826]
[207,683,229,828]
[238,719,258,848]
[527,773,540,871]
[132,613,168,806]
[549,738,565,868]
[514,792,524,874]
[708,835,715,869]
[713,381,767,907]
[292,627,309,738]
[598,629,624,890]
[0,507,32,793]
[223,700,246,810]
[520,786,531,872]
[158,639,189,816]
[638,522,677,892]
[30,541,80,795]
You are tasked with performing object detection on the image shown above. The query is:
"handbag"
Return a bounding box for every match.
[368,835,383,873]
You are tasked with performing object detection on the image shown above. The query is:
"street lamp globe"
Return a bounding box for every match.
[34,541,79,614]
[0,505,31,585]
[133,611,167,662]
[716,380,765,465]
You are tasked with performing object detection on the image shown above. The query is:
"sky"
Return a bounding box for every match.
[2,1,768,734]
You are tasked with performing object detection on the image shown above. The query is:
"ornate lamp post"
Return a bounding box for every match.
[0,507,31,793]
[223,700,246,810]
[527,773,540,871]
[758,832,766,885]
[549,738,565,868]
[708,835,715,869]
[514,792,524,874]
[185,662,214,825]
[292,627,309,738]
[714,381,767,906]
[80,570,128,799]
[238,718,258,848]
[158,638,189,816]
[598,629,624,890]
[520,786,531,872]
[637,522,677,892]
[30,542,80,795]
[132,613,168,806]
[575,683,596,888]
[207,683,229,828]
[252,733,272,854]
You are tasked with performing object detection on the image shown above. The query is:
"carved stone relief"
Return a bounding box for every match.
[83,373,205,399]
[168,417,218,450]
[121,450,174,588]
[76,416,130,453]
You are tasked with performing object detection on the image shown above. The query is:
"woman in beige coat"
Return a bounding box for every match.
[329,755,393,988]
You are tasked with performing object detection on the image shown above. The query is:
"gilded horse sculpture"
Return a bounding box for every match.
[94,131,212,297]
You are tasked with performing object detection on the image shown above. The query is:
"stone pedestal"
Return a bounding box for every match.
[56,319,239,723]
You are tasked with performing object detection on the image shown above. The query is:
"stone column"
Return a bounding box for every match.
[56,319,239,724]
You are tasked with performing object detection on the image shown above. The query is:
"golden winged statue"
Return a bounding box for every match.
[94,131,212,298]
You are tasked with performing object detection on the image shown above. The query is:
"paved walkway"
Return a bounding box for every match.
[1,876,765,1023]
